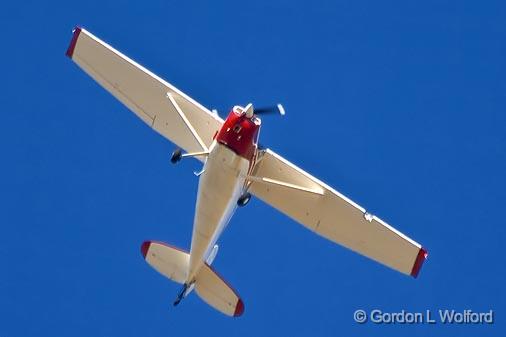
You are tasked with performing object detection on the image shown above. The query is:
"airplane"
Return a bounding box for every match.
[66,27,428,317]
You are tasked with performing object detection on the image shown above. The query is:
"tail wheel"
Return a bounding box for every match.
[237,192,251,207]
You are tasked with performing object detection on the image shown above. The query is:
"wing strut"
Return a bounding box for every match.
[166,92,209,152]
[246,175,324,195]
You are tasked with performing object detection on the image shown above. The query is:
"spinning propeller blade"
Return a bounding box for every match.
[254,103,285,116]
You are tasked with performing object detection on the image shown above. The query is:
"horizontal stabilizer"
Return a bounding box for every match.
[141,240,244,317]
[141,241,189,284]
[195,264,244,317]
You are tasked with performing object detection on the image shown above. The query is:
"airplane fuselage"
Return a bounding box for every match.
[187,108,261,282]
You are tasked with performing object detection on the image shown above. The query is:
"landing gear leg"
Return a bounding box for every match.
[173,283,188,306]
[237,192,251,207]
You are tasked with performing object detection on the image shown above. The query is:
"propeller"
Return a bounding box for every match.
[254,103,286,116]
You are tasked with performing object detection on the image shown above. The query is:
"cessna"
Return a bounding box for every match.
[66,27,428,317]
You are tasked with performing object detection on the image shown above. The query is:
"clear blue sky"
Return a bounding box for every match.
[1,0,505,336]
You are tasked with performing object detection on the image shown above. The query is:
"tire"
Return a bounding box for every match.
[171,148,182,164]
[237,192,251,207]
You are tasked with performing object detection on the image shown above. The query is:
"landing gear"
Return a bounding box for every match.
[173,283,188,306]
[170,148,210,165]
[237,192,251,207]
[170,148,182,164]
[173,281,195,306]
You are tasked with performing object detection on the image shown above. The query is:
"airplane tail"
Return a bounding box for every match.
[141,241,244,317]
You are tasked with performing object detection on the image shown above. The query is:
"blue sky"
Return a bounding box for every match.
[1,0,505,336]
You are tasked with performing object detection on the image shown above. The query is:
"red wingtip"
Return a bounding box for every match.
[410,247,428,278]
[66,26,82,58]
[141,241,151,259]
[234,298,244,317]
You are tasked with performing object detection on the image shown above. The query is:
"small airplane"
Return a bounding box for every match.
[66,27,428,317]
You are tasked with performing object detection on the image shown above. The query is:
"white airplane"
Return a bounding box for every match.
[66,27,428,317]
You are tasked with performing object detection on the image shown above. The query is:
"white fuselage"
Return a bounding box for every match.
[187,141,250,282]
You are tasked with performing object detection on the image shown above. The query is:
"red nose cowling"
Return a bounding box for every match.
[216,111,260,161]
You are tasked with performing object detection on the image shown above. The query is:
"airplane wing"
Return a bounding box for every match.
[66,27,222,157]
[249,149,427,277]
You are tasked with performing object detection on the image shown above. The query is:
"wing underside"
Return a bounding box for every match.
[250,149,427,277]
[66,27,222,156]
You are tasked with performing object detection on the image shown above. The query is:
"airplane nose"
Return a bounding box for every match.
[141,241,151,259]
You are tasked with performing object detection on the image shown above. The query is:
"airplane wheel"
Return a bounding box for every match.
[171,148,182,164]
[237,192,251,207]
